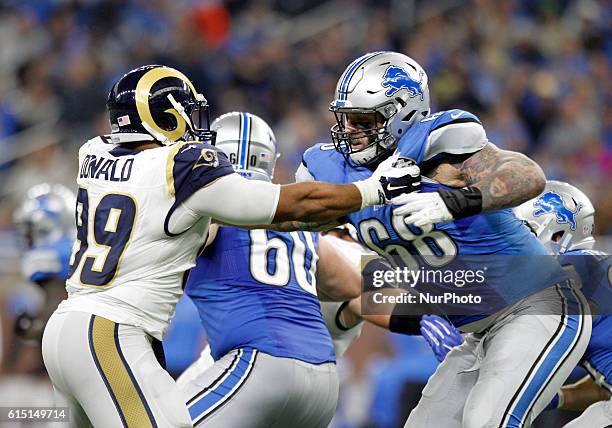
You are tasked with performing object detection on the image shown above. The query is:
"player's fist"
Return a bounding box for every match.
[354,154,420,208]
[420,314,463,362]
[377,156,421,200]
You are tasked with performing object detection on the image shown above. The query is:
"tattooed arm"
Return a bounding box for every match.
[424,143,545,211]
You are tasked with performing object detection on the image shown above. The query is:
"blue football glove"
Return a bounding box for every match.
[420,315,463,362]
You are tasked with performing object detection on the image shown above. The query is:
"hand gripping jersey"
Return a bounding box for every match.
[559,249,612,391]
[57,136,234,339]
[186,226,335,364]
[300,110,567,327]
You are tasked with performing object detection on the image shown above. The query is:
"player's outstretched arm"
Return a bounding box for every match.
[273,181,363,224]
[189,154,420,228]
[185,174,372,227]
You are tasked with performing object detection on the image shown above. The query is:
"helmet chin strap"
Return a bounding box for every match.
[141,121,171,145]
[140,94,198,146]
[168,94,197,133]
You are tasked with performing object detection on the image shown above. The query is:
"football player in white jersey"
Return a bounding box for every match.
[41,65,421,427]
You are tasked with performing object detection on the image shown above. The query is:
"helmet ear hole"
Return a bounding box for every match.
[551,231,565,242]
[157,113,178,131]
[402,110,416,123]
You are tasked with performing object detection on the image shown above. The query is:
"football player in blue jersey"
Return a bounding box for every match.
[515,181,612,428]
[12,183,74,342]
[290,51,592,428]
[177,112,367,428]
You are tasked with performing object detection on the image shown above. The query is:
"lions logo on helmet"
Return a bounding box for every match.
[381,66,425,100]
[106,65,214,145]
[514,181,595,254]
[533,191,582,231]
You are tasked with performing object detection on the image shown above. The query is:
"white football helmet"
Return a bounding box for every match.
[13,183,76,248]
[211,112,279,181]
[330,51,430,166]
[514,180,595,254]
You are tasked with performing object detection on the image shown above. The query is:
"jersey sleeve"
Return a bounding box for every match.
[395,110,487,164]
[295,162,315,183]
[423,110,487,162]
[299,143,347,183]
[168,142,235,206]
[181,174,280,226]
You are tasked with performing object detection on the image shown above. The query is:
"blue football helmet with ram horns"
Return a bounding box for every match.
[211,112,279,182]
[106,65,214,145]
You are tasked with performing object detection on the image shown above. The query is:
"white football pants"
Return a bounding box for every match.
[404,284,592,428]
[42,310,192,427]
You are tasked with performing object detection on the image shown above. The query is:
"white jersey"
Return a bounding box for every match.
[58,136,280,339]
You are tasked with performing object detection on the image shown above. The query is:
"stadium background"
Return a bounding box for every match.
[0,0,609,426]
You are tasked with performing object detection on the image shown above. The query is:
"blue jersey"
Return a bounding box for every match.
[302,110,567,326]
[23,236,73,284]
[185,226,335,364]
[558,249,612,387]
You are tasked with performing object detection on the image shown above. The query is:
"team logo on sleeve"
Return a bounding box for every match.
[533,191,582,230]
[193,148,219,169]
[381,66,425,100]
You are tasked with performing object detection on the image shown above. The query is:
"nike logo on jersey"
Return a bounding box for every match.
[386,182,419,191]
[181,144,198,153]
[450,110,464,120]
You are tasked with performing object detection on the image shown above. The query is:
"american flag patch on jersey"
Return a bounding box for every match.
[117,115,131,126]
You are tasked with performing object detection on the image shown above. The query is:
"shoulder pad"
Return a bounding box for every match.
[422,110,487,161]
[302,143,337,166]
[167,141,234,205]
[301,143,344,181]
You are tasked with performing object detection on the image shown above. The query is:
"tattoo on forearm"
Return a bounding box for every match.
[457,144,545,211]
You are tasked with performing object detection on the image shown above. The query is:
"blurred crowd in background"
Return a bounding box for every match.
[0,0,609,427]
[0,0,610,227]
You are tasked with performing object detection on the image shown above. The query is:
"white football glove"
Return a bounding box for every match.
[354,154,421,208]
[391,192,454,227]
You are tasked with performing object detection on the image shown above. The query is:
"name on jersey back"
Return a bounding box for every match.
[79,154,134,182]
